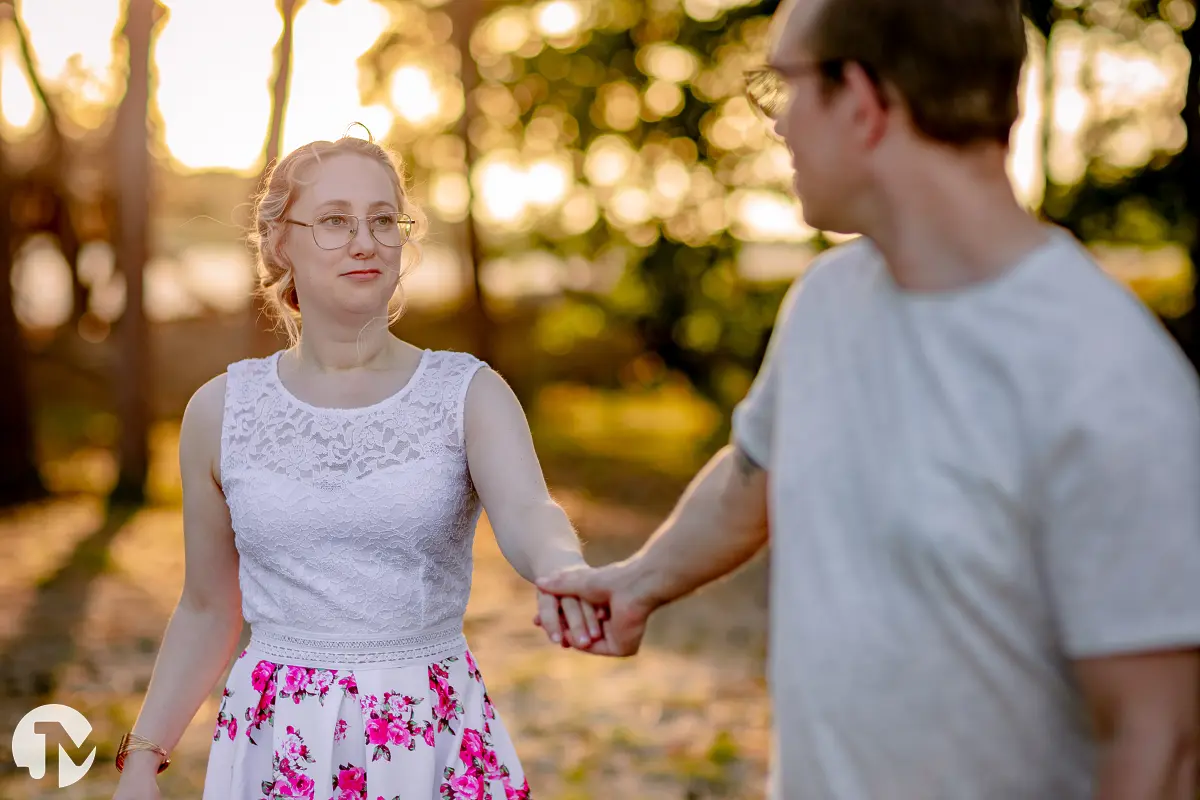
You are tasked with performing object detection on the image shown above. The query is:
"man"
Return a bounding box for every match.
[534,0,1200,797]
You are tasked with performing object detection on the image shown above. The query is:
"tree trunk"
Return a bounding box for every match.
[110,0,162,506]
[449,0,494,366]
[9,1,87,323]
[250,0,299,344]
[263,0,298,180]
[0,52,46,507]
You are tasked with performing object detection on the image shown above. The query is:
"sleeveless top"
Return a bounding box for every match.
[219,348,486,641]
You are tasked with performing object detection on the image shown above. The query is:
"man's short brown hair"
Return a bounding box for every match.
[793,0,1027,146]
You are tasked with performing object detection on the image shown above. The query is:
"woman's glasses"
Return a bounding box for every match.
[285,212,415,250]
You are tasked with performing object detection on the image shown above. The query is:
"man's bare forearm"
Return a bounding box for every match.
[625,445,769,611]
[1094,728,1196,800]
[1079,650,1200,800]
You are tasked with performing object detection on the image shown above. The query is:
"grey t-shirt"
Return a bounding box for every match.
[732,229,1200,799]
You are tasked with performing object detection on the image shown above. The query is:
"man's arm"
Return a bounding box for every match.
[1074,650,1199,800]
[538,278,800,655]
[537,443,769,657]
[623,443,770,612]
[1035,337,1200,798]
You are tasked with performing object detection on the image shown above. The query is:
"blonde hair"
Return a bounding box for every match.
[249,132,428,345]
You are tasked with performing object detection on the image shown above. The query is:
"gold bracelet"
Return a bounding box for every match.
[115,732,171,774]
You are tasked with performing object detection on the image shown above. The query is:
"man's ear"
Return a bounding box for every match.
[843,62,891,149]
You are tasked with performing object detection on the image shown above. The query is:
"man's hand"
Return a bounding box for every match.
[534,562,657,657]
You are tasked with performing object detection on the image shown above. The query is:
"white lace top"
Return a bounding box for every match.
[219,348,486,639]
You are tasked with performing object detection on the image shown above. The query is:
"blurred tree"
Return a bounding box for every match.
[474,0,794,409]
[0,20,46,508]
[6,1,88,326]
[263,0,303,180]
[110,0,166,506]
[250,0,303,341]
[359,0,495,364]
[361,0,792,409]
[357,0,1200,412]
[1025,0,1200,369]
[447,0,495,365]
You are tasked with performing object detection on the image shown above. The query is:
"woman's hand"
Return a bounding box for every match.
[112,753,165,800]
[534,586,604,649]
[112,776,163,800]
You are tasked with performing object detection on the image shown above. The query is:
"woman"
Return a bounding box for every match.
[111,133,603,800]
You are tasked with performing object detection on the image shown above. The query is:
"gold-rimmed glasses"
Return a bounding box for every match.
[285,212,415,250]
[745,58,885,121]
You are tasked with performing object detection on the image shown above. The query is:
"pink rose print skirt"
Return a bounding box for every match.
[202,623,530,800]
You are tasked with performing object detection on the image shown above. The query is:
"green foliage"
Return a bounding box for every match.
[364,0,793,410]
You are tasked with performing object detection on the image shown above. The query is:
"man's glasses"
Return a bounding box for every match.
[745,66,792,121]
[745,59,871,121]
[285,212,415,250]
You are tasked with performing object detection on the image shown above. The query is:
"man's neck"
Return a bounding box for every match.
[861,148,1052,294]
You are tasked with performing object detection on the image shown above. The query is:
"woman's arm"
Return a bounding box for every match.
[463,367,601,649]
[113,375,245,796]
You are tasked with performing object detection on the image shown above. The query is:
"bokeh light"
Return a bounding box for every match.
[535,1,582,38]
[392,65,440,125]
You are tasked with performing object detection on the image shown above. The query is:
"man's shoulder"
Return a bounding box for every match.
[801,236,882,288]
[1019,234,1200,427]
[1033,235,1189,379]
[775,237,882,319]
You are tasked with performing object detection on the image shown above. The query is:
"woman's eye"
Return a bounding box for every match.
[319,215,349,227]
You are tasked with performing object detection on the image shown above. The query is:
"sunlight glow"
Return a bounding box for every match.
[391,65,440,124]
[640,43,699,84]
[1007,29,1044,210]
[733,190,813,241]
[609,186,652,226]
[475,153,527,224]
[653,160,691,202]
[0,43,38,132]
[281,0,393,155]
[156,0,393,172]
[585,136,636,186]
[535,1,582,37]
[156,0,279,171]
[17,0,122,108]
[429,172,470,222]
[560,188,599,234]
[484,8,531,54]
[526,158,572,207]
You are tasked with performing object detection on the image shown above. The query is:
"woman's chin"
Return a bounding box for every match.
[328,286,397,316]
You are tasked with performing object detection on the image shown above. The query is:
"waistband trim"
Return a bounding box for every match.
[248,622,465,668]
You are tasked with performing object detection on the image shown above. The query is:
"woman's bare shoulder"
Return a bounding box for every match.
[179,373,229,468]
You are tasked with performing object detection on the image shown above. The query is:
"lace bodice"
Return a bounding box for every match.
[219,348,486,637]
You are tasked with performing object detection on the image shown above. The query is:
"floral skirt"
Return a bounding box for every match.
[202,624,530,800]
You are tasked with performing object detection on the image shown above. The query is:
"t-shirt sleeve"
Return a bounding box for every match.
[730,280,803,470]
[1039,346,1200,659]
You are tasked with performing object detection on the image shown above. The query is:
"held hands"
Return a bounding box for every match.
[534,584,605,650]
[532,563,654,657]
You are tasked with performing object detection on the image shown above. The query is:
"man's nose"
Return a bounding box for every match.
[773,113,788,141]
